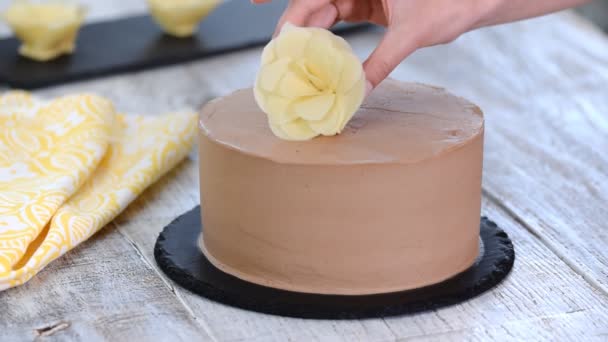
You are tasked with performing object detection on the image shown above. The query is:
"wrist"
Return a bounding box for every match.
[471,0,505,29]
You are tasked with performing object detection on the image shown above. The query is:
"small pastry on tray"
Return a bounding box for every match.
[2,0,86,61]
[147,0,220,38]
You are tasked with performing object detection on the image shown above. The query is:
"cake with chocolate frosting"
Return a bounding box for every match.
[198,79,484,295]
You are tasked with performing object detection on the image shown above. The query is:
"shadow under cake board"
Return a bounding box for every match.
[155,206,515,319]
[0,0,370,89]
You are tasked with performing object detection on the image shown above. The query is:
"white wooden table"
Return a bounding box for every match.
[1,2,608,341]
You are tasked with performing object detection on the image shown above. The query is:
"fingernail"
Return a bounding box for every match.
[365,80,373,97]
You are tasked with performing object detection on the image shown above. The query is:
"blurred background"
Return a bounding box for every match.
[577,0,608,31]
[0,0,607,35]
[0,0,606,91]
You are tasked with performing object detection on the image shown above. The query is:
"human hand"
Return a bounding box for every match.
[252,0,491,94]
[252,0,590,94]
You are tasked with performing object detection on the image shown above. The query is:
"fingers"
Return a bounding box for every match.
[332,0,371,23]
[307,4,339,29]
[253,0,409,93]
[274,0,337,35]
[255,0,341,36]
[363,29,418,90]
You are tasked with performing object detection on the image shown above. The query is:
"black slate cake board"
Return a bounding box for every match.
[154,206,515,319]
[0,0,369,89]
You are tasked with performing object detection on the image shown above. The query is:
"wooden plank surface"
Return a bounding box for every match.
[1,0,608,340]
[0,226,210,341]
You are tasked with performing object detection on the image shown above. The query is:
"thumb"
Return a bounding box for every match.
[363,29,417,91]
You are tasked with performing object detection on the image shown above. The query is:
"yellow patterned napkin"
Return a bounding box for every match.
[0,91,196,290]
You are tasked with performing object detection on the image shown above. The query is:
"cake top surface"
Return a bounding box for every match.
[200,79,483,165]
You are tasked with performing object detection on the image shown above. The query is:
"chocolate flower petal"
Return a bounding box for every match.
[337,53,364,93]
[292,94,336,121]
[308,97,345,135]
[258,58,290,92]
[277,70,320,98]
[261,40,277,64]
[304,36,344,90]
[267,95,298,124]
[275,119,317,141]
[275,25,312,59]
[341,78,366,127]
[254,25,364,140]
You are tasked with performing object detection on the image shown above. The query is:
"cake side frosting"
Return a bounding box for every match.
[198,79,484,295]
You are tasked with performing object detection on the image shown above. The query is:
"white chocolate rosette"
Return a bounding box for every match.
[147,0,220,38]
[2,1,85,61]
[254,24,365,141]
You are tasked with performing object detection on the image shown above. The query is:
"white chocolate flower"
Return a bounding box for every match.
[254,24,365,141]
[147,0,220,37]
[2,1,85,62]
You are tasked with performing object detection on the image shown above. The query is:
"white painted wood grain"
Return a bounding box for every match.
[1,0,608,340]
[0,227,210,341]
[383,196,608,342]
[36,61,218,115]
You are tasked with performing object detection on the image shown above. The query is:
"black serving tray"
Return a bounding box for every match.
[155,206,515,319]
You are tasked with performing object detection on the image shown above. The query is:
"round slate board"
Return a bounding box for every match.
[154,206,514,319]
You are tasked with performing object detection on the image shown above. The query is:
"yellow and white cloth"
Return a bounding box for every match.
[0,91,196,290]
